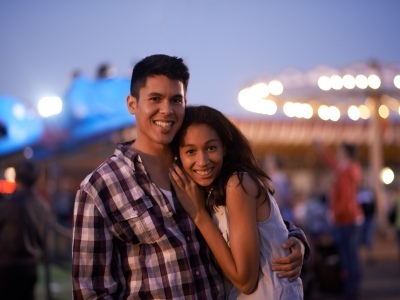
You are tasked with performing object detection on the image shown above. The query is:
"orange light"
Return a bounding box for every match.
[0,180,16,194]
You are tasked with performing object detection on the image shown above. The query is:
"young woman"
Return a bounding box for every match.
[169,105,304,299]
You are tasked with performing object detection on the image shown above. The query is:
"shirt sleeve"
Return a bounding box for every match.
[285,220,311,263]
[72,188,119,300]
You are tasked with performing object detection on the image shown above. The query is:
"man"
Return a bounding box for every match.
[72,54,309,299]
[316,142,363,300]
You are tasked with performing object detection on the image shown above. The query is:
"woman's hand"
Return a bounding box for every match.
[169,164,206,221]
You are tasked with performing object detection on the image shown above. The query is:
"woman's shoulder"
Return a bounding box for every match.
[226,171,260,191]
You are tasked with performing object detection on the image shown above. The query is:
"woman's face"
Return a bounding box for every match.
[179,123,225,189]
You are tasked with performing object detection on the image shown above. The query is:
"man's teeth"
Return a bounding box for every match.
[195,169,212,175]
[155,121,173,128]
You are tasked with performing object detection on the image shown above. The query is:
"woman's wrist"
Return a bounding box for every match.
[193,208,211,227]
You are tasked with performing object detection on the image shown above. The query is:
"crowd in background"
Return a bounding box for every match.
[1,148,400,299]
[263,149,400,299]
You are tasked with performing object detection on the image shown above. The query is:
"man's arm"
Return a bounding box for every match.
[285,220,311,262]
[271,220,311,281]
[72,189,116,300]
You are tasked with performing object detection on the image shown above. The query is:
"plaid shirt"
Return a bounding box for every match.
[72,141,225,299]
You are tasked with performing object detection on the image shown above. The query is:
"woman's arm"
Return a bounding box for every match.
[223,173,262,293]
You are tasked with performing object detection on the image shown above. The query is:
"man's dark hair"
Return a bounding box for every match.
[130,54,190,98]
[15,160,40,189]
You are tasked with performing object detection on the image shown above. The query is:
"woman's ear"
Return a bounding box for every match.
[126,95,137,115]
[174,155,183,167]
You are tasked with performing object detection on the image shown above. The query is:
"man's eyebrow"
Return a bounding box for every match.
[147,92,163,97]
[146,92,184,98]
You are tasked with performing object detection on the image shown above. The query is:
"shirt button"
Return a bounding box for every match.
[186,236,190,241]
[196,271,200,276]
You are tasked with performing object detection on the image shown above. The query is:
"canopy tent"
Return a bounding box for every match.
[0,76,135,159]
[0,96,44,156]
[39,76,134,153]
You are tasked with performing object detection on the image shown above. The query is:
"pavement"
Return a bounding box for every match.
[306,232,400,300]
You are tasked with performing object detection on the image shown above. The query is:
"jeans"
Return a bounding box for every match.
[360,216,374,249]
[333,223,361,300]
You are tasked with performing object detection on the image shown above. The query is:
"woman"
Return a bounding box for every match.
[169,105,304,299]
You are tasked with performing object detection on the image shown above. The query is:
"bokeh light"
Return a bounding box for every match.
[38,96,63,117]
[380,167,394,185]
[348,105,360,121]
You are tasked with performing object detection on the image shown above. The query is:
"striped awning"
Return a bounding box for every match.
[233,118,400,147]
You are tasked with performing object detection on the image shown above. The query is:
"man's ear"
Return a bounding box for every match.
[126,95,137,115]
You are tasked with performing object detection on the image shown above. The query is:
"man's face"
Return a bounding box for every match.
[127,75,186,150]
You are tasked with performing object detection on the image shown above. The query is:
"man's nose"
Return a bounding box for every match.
[160,100,173,114]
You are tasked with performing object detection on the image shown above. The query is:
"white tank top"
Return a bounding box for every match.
[211,193,303,299]
[159,188,175,211]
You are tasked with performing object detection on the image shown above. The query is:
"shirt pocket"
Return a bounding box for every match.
[112,196,165,245]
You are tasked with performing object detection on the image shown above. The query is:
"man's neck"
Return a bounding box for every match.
[132,143,173,162]
[131,142,174,190]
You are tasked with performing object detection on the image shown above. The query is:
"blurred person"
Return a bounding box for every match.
[72,54,309,299]
[0,120,6,137]
[388,186,399,227]
[304,191,344,295]
[303,175,332,240]
[291,191,309,228]
[315,142,363,300]
[0,160,51,300]
[264,155,295,222]
[53,176,75,228]
[170,105,305,299]
[357,176,376,264]
[390,186,400,269]
[96,62,116,79]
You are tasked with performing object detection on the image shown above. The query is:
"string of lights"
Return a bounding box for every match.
[238,61,400,122]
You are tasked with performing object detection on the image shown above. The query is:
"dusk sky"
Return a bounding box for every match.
[1,1,399,117]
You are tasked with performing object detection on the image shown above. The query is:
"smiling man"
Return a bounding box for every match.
[72,55,226,299]
[72,54,309,299]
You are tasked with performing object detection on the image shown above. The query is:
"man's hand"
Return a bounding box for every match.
[271,237,305,281]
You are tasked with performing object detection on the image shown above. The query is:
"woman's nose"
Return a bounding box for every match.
[196,151,210,166]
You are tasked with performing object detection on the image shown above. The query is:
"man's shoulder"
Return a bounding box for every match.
[81,156,124,185]
[79,148,141,192]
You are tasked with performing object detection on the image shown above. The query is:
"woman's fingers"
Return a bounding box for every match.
[173,164,189,182]
[169,165,190,192]
[169,167,183,189]
[170,164,191,186]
